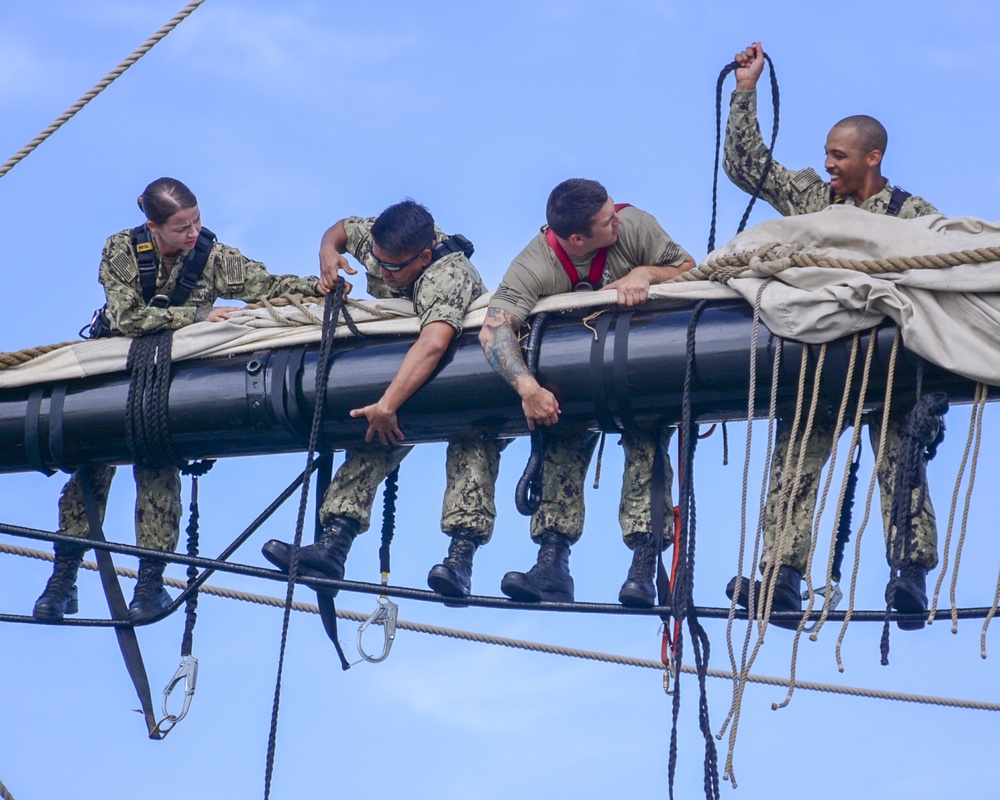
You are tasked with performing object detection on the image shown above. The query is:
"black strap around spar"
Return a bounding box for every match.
[131,225,217,308]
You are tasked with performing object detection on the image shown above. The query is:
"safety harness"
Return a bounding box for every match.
[82,225,217,339]
[832,185,912,217]
[545,204,631,291]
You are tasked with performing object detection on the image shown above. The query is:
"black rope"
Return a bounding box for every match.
[515,313,548,515]
[668,301,720,800]
[881,392,949,665]
[125,330,184,469]
[264,285,351,799]
[707,54,780,253]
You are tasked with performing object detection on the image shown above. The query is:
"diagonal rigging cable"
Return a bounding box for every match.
[0,0,209,180]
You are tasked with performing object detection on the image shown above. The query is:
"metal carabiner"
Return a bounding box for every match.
[356,596,398,664]
[152,655,199,737]
[802,582,844,633]
[358,595,399,664]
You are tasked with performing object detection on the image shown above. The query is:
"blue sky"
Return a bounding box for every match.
[2,1,1000,797]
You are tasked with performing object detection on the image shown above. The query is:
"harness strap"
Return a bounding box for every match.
[885,186,912,218]
[545,203,631,290]
[132,225,217,309]
[131,226,160,305]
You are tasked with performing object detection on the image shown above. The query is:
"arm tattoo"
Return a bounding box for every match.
[481,307,531,390]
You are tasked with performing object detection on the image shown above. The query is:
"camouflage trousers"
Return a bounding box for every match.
[530,426,674,548]
[761,410,938,575]
[320,434,503,543]
[57,463,183,551]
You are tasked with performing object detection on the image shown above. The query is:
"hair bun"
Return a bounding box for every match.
[137,195,145,212]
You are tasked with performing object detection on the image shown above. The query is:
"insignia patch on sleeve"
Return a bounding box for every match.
[790,168,822,192]
[223,253,245,287]
[109,250,137,284]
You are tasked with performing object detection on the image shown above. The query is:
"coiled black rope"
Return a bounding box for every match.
[125,330,183,468]
[707,53,780,253]
[264,284,352,799]
[667,301,720,800]
[881,392,948,665]
[515,313,548,516]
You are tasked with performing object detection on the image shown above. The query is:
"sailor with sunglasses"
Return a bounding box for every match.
[263,200,501,600]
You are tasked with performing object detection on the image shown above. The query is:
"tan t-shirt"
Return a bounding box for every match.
[490,206,690,321]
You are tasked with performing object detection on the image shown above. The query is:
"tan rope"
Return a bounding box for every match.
[0,0,210,180]
[673,242,1000,283]
[947,385,986,633]
[774,344,829,710]
[836,328,901,671]
[982,560,1000,660]
[722,344,811,784]
[812,334,875,640]
[929,383,983,626]
[720,282,768,755]
[0,341,80,371]
[2,541,998,713]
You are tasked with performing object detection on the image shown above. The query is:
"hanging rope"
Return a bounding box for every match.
[836,328,901,671]
[0,0,210,180]
[707,54,781,252]
[811,334,877,641]
[667,300,720,800]
[945,389,985,633]
[931,383,984,627]
[263,282,351,799]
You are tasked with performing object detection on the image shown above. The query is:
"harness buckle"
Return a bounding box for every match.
[150,294,171,308]
[151,655,199,737]
[356,595,398,664]
[802,582,844,633]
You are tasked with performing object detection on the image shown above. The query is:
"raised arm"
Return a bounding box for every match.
[317,219,358,295]
[479,307,560,429]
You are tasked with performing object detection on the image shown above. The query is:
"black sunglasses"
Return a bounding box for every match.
[368,244,429,272]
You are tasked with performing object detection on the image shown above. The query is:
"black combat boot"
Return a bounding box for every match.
[618,532,661,608]
[726,565,803,630]
[32,542,85,621]
[887,564,928,631]
[261,514,360,596]
[500,531,574,603]
[128,558,172,624]
[427,531,479,599]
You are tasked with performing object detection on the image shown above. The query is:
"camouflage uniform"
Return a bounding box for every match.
[60,227,320,550]
[320,218,500,543]
[725,89,938,571]
[492,207,691,549]
[531,427,674,547]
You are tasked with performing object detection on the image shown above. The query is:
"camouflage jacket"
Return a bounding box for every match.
[99,226,320,336]
[724,90,938,219]
[343,216,486,330]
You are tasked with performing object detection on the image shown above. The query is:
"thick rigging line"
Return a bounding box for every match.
[0,0,209,180]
